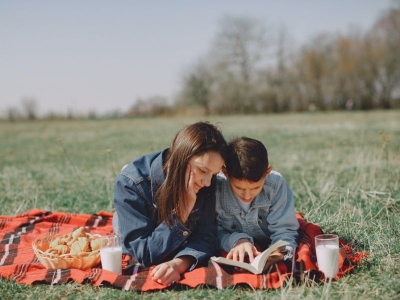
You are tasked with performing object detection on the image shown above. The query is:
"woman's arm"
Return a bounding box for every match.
[172,189,218,268]
[150,255,195,285]
[114,173,192,267]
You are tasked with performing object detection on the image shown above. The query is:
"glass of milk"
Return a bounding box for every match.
[99,234,122,274]
[315,234,339,279]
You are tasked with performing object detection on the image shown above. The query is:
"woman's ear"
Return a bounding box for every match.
[222,166,229,177]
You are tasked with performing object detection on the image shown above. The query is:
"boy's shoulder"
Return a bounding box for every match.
[216,170,285,185]
[267,170,283,180]
[265,170,286,189]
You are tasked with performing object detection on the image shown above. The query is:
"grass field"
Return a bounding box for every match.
[1,110,399,299]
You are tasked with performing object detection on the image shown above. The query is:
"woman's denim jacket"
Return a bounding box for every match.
[216,171,299,253]
[113,149,217,268]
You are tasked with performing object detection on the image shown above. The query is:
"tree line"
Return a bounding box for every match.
[4,3,399,121]
[175,2,400,115]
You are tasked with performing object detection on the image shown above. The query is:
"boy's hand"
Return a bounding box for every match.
[227,239,260,263]
[263,249,285,272]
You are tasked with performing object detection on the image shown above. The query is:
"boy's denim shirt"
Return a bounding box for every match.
[113,149,217,269]
[216,171,299,253]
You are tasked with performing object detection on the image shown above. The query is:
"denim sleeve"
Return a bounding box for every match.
[215,177,254,252]
[114,174,191,267]
[217,223,254,253]
[266,176,299,250]
[174,197,218,269]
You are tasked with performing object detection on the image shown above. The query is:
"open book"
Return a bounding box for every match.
[211,240,289,274]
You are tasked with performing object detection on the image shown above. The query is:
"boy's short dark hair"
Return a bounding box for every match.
[225,137,269,182]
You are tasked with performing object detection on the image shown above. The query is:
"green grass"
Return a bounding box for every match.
[1,111,399,299]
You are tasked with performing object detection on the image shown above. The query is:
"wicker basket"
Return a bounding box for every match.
[32,232,101,270]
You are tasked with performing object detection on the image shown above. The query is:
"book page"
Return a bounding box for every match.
[250,251,264,268]
[211,256,258,273]
[251,240,289,271]
[211,240,289,274]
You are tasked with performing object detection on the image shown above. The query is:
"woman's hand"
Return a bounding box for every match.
[150,256,194,285]
[181,164,197,223]
[227,239,261,263]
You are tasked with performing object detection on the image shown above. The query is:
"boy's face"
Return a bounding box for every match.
[224,167,272,203]
[228,177,265,203]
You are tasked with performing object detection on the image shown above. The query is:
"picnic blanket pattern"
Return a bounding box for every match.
[0,209,368,291]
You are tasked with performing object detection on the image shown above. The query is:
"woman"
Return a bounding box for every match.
[113,121,227,285]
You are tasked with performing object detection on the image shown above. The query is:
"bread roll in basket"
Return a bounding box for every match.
[32,227,101,270]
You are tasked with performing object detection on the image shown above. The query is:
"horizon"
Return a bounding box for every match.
[0,0,394,117]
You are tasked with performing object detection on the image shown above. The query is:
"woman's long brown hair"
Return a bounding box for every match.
[156,122,227,227]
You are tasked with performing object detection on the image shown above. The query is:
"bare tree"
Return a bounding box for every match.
[294,33,337,111]
[210,15,272,113]
[21,97,38,120]
[7,107,20,122]
[265,25,298,112]
[332,29,368,110]
[127,96,169,116]
[179,59,214,115]
[367,3,400,109]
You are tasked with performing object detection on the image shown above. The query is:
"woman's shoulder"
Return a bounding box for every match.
[216,172,229,187]
[216,171,227,180]
[118,150,165,183]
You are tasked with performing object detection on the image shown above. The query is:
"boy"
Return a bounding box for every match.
[216,137,299,269]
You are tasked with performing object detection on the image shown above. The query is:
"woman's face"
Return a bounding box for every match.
[188,151,224,193]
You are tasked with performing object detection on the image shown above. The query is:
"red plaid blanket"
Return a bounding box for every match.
[0,209,367,291]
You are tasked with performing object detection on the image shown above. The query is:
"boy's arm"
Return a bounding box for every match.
[266,175,299,251]
[215,175,254,254]
[217,221,254,253]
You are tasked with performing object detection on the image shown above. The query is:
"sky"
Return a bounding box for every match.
[0,0,394,117]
